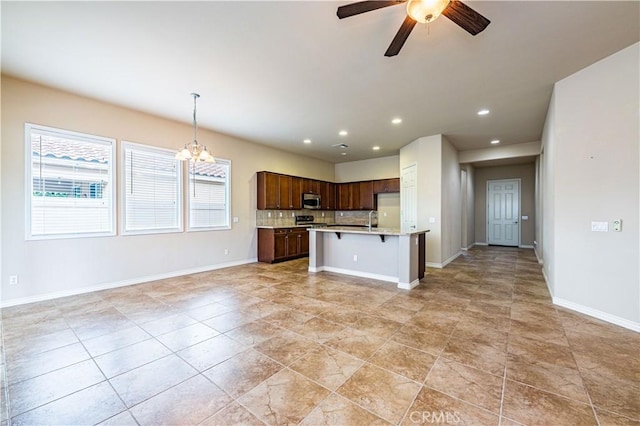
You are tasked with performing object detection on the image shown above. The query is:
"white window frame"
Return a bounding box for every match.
[187,158,231,231]
[120,141,183,236]
[25,123,116,240]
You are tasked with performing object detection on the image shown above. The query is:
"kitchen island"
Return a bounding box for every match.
[307,227,429,289]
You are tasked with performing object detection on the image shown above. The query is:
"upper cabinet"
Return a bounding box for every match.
[258,172,399,211]
[257,172,301,210]
[373,178,400,194]
[319,181,336,210]
[358,181,374,210]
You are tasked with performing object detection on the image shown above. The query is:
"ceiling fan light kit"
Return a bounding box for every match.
[406,0,450,24]
[337,0,490,57]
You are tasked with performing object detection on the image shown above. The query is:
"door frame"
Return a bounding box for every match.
[486,178,521,247]
[401,162,418,233]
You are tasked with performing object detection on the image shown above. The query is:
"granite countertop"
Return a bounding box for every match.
[256,225,314,229]
[308,226,430,236]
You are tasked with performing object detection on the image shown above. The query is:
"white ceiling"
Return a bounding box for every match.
[2,1,639,163]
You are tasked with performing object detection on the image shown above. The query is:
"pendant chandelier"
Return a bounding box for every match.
[175,93,215,163]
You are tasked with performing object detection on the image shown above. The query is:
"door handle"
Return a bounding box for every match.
[514,221,518,224]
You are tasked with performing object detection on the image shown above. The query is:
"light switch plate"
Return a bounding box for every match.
[591,221,608,232]
[522,215,529,220]
[428,217,436,223]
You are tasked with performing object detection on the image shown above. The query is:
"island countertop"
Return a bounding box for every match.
[308,227,430,236]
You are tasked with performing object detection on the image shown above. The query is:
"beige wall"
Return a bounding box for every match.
[441,136,461,262]
[461,164,475,249]
[1,76,334,305]
[334,156,399,182]
[474,163,536,246]
[543,42,639,325]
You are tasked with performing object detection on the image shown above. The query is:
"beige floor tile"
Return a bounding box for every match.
[156,322,219,351]
[97,410,139,426]
[425,357,503,414]
[290,345,363,391]
[10,381,124,426]
[293,317,346,342]
[337,363,421,424]
[253,331,322,366]
[9,359,106,417]
[82,326,152,357]
[94,339,171,378]
[109,355,197,407]
[368,341,437,382]
[225,320,284,346]
[176,334,246,371]
[502,380,597,426]
[6,342,90,385]
[300,393,391,426]
[441,337,507,376]
[199,401,264,426]
[204,348,283,398]
[392,325,450,355]
[138,313,198,336]
[129,375,231,425]
[238,368,331,425]
[324,328,387,361]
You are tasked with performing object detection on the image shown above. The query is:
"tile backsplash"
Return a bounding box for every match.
[256,209,376,227]
[256,210,335,227]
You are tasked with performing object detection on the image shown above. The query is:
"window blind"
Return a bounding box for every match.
[188,159,230,230]
[26,124,115,239]
[122,142,182,234]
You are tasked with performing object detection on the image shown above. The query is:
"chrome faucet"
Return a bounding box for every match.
[368,210,377,230]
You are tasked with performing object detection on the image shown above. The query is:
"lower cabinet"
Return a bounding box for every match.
[258,228,310,263]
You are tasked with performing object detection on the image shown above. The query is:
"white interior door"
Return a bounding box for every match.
[487,179,520,246]
[401,164,417,233]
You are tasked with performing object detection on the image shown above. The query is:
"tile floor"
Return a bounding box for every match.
[0,246,638,425]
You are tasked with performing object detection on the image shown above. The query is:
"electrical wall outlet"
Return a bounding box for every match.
[268,212,271,218]
[9,275,18,285]
[233,217,239,223]
[279,212,283,217]
[224,249,229,255]
[613,219,622,232]
[353,255,357,262]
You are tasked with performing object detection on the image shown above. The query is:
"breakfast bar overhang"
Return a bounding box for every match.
[307,227,429,289]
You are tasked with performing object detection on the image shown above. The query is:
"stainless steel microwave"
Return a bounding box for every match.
[302,193,321,209]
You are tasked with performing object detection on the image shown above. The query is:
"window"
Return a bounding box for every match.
[187,159,231,230]
[26,123,116,239]
[121,142,183,234]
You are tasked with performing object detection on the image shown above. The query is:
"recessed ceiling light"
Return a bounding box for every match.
[303,139,311,144]
[477,109,490,116]
[341,152,347,156]
[391,118,402,125]
[372,146,380,151]
[490,139,500,144]
[339,130,348,136]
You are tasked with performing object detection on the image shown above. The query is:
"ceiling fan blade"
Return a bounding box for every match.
[442,0,490,35]
[384,15,417,57]
[337,1,404,19]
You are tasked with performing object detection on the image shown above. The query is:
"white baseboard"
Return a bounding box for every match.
[553,297,640,332]
[461,243,475,251]
[474,242,488,246]
[398,279,420,290]
[519,245,534,249]
[426,251,462,269]
[534,248,543,265]
[0,258,258,308]
[309,266,398,284]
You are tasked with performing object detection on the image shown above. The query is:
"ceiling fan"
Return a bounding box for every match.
[337,0,490,57]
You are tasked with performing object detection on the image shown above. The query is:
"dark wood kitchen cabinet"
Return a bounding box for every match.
[373,178,400,194]
[257,172,301,210]
[301,178,321,195]
[320,181,336,210]
[337,183,358,210]
[358,181,374,210]
[258,227,310,263]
